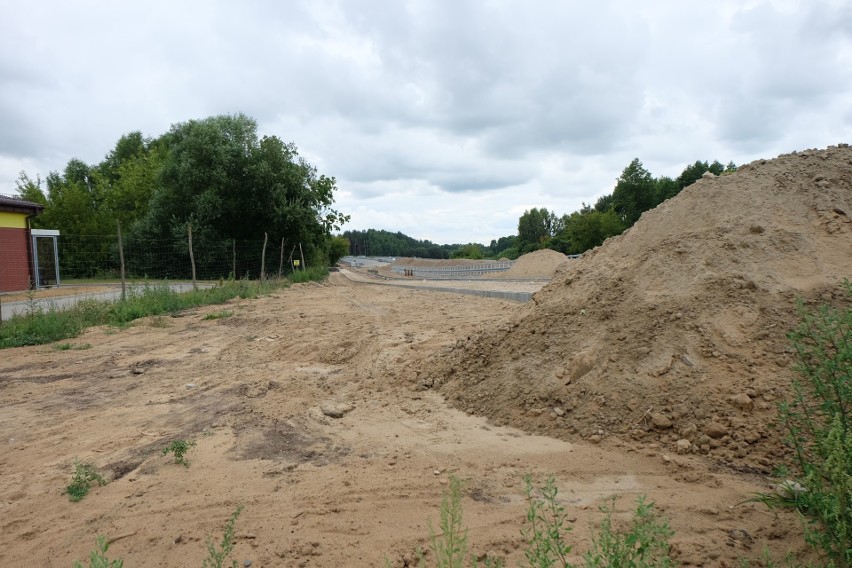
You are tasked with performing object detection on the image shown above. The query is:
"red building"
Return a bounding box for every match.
[0,195,44,292]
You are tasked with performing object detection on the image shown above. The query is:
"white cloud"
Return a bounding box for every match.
[0,0,849,242]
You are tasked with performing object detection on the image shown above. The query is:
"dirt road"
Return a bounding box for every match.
[0,274,798,566]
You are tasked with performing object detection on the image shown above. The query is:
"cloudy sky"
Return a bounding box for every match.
[1,1,850,244]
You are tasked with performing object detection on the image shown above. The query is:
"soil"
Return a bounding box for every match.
[2,144,849,566]
[427,144,852,476]
[487,249,569,279]
[0,277,803,567]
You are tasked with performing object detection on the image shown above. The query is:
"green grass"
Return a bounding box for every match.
[53,342,92,351]
[203,310,233,321]
[0,268,328,349]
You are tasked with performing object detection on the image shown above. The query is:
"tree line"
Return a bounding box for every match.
[341,158,734,261]
[16,113,350,278]
[509,158,735,257]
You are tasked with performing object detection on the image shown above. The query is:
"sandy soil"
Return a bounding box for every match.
[0,275,799,567]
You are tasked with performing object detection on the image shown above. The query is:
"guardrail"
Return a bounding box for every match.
[391,261,513,279]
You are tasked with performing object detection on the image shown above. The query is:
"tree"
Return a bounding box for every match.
[517,207,559,253]
[127,113,347,276]
[612,159,655,226]
[450,243,484,259]
[327,236,350,265]
[551,205,625,255]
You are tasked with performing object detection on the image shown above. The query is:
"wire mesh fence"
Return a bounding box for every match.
[52,231,303,283]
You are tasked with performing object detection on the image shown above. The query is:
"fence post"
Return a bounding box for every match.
[188,223,197,290]
[117,220,126,301]
[278,237,286,278]
[232,239,236,280]
[299,242,306,271]
[260,232,268,281]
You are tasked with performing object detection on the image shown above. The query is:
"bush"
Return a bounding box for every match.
[753,281,850,568]
[66,459,106,502]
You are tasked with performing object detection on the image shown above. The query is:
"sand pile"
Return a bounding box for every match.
[424,144,852,473]
[490,249,569,279]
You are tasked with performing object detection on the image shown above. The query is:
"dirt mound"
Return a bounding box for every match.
[425,144,852,473]
[490,249,569,279]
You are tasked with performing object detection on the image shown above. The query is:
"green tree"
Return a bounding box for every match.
[450,243,484,259]
[654,175,680,203]
[327,236,350,265]
[551,206,625,255]
[611,159,655,226]
[517,207,559,253]
[130,113,347,276]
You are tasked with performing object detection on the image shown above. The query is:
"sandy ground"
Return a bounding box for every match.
[0,273,801,567]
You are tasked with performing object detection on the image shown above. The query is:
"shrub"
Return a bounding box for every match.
[521,475,573,567]
[66,459,106,502]
[162,439,196,466]
[583,496,673,568]
[754,281,850,568]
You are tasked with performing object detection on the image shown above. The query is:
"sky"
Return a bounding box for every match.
[1,1,850,245]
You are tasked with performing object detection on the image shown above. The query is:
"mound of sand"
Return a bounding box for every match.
[490,249,569,279]
[425,144,852,473]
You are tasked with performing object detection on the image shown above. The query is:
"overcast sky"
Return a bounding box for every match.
[1,1,850,244]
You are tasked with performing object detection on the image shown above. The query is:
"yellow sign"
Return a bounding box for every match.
[293,260,301,266]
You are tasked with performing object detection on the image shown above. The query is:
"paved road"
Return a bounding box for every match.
[0,283,209,320]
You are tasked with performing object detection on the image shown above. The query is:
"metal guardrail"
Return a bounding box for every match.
[391,261,513,278]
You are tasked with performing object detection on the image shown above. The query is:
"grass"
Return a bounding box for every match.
[66,459,106,502]
[53,342,92,351]
[0,268,328,349]
[203,310,233,320]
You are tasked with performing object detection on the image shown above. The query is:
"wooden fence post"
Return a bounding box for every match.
[278,237,286,278]
[260,232,268,281]
[188,223,197,290]
[117,220,126,301]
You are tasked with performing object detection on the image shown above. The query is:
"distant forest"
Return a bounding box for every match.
[345,158,736,260]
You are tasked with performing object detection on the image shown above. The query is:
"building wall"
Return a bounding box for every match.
[0,213,32,292]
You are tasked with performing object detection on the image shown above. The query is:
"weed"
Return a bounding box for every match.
[72,535,123,568]
[583,496,673,568]
[414,475,504,568]
[147,315,171,328]
[162,439,196,466]
[202,505,244,568]
[425,474,469,568]
[203,310,233,321]
[1,273,327,349]
[521,475,573,567]
[751,281,850,568]
[54,342,92,351]
[66,459,106,502]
